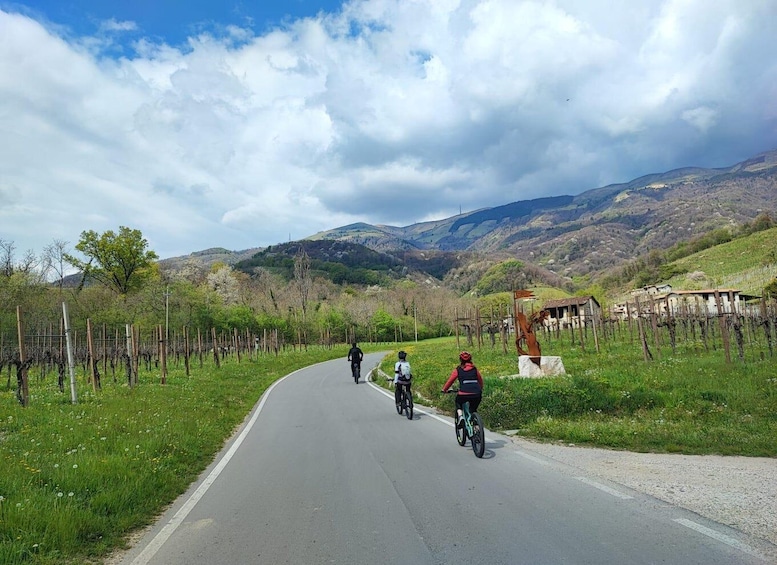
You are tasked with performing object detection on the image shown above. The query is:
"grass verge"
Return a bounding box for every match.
[379,336,777,456]
[0,346,347,564]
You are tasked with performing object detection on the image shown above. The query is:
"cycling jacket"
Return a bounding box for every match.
[442,362,483,395]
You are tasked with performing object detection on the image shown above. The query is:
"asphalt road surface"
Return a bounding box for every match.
[115,353,769,564]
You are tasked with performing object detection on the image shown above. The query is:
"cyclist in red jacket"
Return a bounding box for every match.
[441,351,484,418]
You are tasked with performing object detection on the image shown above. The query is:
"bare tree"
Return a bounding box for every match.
[16,249,39,276]
[42,239,70,291]
[0,239,14,277]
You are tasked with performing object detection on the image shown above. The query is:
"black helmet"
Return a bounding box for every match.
[398,351,407,360]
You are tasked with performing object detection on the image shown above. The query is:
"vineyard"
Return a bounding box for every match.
[5,290,777,409]
[2,301,341,408]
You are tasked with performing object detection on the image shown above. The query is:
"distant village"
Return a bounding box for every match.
[536,285,760,330]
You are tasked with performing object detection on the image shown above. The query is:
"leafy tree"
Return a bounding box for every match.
[371,308,396,341]
[475,259,525,295]
[739,212,774,236]
[66,227,158,295]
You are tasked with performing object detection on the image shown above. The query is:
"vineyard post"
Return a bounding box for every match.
[211,327,221,368]
[634,296,652,361]
[86,318,99,391]
[197,327,203,367]
[56,319,64,392]
[234,328,241,363]
[591,303,600,354]
[714,291,732,363]
[158,324,167,384]
[625,301,633,344]
[760,298,773,357]
[125,324,133,387]
[62,302,78,404]
[102,323,108,382]
[16,306,29,406]
[183,326,190,377]
[132,325,140,385]
[649,294,661,358]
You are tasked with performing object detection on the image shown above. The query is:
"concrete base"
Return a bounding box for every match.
[517,356,566,378]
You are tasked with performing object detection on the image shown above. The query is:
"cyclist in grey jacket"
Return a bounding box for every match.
[394,351,412,407]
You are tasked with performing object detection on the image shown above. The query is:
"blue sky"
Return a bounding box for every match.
[1,0,777,262]
[7,0,344,48]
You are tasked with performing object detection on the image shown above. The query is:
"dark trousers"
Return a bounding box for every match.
[395,381,411,404]
[455,393,481,414]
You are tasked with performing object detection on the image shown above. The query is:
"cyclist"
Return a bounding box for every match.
[394,351,412,408]
[347,342,363,379]
[441,351,483,420]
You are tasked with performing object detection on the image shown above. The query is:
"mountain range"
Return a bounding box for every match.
[163,148,777,290]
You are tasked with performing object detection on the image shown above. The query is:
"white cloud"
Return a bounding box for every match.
[99,18,138,33]
[1,0,776,261]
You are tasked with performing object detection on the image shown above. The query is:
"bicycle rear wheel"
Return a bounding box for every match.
[406,390,413,420]
[395,387,403,414]
[470,412,485,458]
[455,411,467,446]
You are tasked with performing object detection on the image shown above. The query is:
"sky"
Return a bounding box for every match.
[1,0,777,262]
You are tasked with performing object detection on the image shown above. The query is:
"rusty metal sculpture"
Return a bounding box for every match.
[515,309,549,367]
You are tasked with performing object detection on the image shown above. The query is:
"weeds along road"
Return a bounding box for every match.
[114,353,769,565]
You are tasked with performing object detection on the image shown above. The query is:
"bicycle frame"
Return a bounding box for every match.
[460,401,475,436]
[446,388,484,457]
[397,381,413,419]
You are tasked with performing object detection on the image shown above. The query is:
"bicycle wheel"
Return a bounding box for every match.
[353,364,359,383]
[395,387,403,414]
[406,390,413,420]
[455,411,467,446]
[470,412,485,458]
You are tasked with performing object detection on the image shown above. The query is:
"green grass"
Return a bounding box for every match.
[667,226,777,293]
[380,335,777,457]
[0,346,348,564]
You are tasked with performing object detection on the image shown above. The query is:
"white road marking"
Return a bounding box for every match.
[673,518,764,559]
[575,476,634,499]
[129,368,302,565]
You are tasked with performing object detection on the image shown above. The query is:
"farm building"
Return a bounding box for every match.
[615,287,760,317]
[541,296,601,329]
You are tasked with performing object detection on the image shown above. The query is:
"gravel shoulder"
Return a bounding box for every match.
[508,435,777,555]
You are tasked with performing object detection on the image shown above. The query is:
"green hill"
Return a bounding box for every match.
[234,240,405,285]
[662,226,777,295]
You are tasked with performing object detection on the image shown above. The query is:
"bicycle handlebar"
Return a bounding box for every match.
[442,388,459,393]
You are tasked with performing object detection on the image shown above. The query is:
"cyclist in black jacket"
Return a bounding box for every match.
[347,342,363,378]
[441,351,484,417]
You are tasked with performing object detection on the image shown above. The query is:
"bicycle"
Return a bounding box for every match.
[395,381,413,420]
[351,362,361,384]
[443,389,485,458]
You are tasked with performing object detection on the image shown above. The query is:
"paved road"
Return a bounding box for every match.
[116,353,768,564]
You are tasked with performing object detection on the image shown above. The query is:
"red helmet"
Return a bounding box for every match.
[459,351,472,363]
